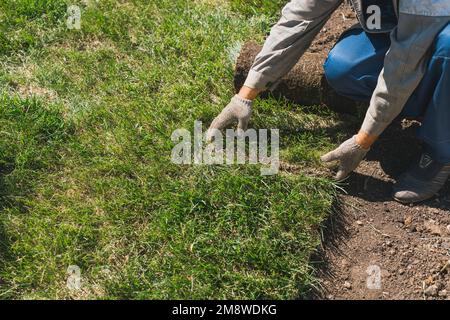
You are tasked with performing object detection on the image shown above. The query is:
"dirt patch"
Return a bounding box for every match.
[315,121,450,300]
[234,3,361,114]
[9,82,58,101]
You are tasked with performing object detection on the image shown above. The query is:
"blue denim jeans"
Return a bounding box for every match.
[324,25,450,164]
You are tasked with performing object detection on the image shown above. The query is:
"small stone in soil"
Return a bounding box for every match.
[439,289,448,297]
[404,216,413,226]
[343,281,352,289]
[424,220,443,236]
[425,276,434,285]
[424,284,439,296]
[341,259,350,268]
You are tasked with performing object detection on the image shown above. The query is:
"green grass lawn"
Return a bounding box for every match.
[0,0,344,299]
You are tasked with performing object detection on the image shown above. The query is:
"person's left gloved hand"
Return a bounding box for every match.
[320,135,370,181]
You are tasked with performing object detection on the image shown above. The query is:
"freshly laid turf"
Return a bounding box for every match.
[0,0,341,299]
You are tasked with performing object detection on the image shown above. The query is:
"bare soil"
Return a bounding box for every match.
[315,121,450,300]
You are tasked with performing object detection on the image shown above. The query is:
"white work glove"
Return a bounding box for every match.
[321,135,370,181]
[206,95,253,141]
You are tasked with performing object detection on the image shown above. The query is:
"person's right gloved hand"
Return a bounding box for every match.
[321,135,370,181]
[206,95,253,142]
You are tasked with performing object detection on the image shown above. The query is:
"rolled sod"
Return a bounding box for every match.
[234,41,362,114]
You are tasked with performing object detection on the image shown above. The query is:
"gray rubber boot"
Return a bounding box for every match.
[393,153,450,204]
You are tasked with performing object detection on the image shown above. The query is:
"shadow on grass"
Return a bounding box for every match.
[0,94,72,298]
[306,196,350,299]
[0,166,15,298]
[0,222,11,293]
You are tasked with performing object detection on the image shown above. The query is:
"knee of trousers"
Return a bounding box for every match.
[433,24,450,59]
[323,48,366,99]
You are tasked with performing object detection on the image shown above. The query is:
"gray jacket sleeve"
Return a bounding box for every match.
[244,0,343,91]
[361,14,450,137]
